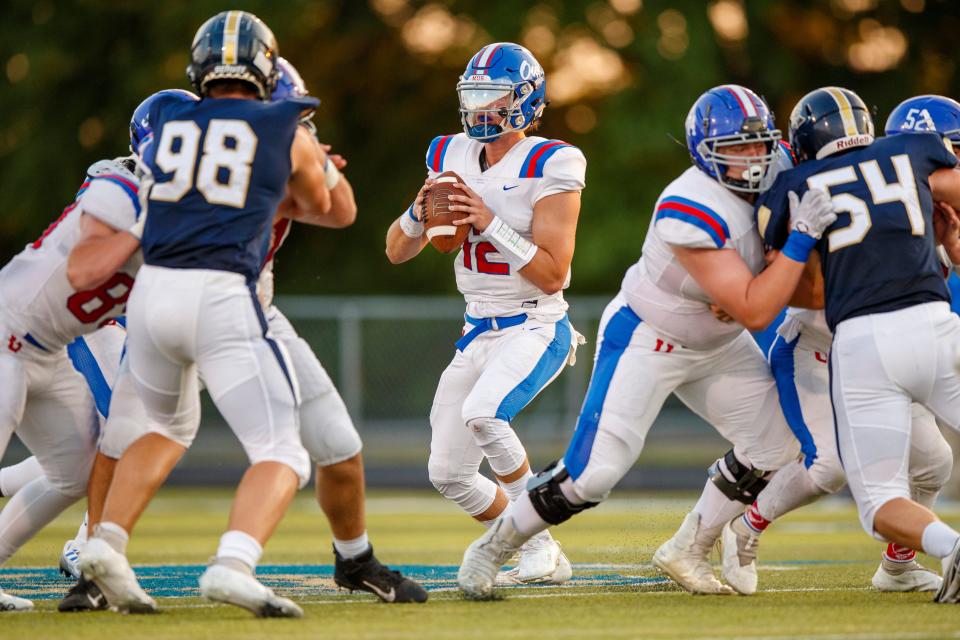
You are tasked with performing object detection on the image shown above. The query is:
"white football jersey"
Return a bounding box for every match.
[424,133,586,320]
[0,159,143,353]
[256,217,293,308]
[620,166,765,350]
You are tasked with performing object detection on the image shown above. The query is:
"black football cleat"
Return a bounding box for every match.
[58,576,108,612]
[333,545,428,603]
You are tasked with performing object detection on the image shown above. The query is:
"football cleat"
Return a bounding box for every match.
[199,563,303,618]
[497,533,572,585]
[333,546,427,603]
[935,539,960,603]
[78,538,156,614]
[873,556,942,592]
[721,517,760,595]
[458,516,527,600]
[0,588,33,611]
[58,576,108,612]
[60,539,83,580]
[653,512,734,595]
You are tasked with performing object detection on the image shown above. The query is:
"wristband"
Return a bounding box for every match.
[481,215,538,269]
[782,231,817,263]
[399,203,424,238]
[323,156,342,190]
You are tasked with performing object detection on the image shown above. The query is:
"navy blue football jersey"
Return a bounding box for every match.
[140,95,319,282]
[756,133,957,330]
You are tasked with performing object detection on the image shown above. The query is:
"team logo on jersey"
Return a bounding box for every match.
[7,336,21,353]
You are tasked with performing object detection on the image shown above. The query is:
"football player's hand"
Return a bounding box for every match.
[412,178,435,222]
[710,303,735,323]
[788,189,837,239]
[319,143,347,170]
[450,183,495,232]
[935,201,960,263]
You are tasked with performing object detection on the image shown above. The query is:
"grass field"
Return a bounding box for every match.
[3,488,960,639]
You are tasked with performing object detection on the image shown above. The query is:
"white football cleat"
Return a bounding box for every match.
[458,517,527,600]
[496,533,573,585]
[0,588,33,611]
[78,538,156,614]
[721,517,759,595]
[873,556,942,592]
[653,512,734,595]
[199,564,303,618]
[936,539,960,603]
[60,539,83,580]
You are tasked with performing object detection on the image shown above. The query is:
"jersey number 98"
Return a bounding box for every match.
[150,120,258,209]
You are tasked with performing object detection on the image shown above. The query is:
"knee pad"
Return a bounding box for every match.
[300,393,362,467]
[465,416,527,477]
[709,449,770,505]
[528,460,598,525]
[428,466,497,517]
[808,456,847,495]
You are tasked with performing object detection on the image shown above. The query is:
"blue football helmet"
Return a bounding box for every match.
[186,11,279,100]
[685,85,782,193]
[885,95,960,150]
[129,89,199,155]
[789,86,874,163]
[271,57,317,133]
[456,43,546,142]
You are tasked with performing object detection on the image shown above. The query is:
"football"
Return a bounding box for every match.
[423,170,470,254]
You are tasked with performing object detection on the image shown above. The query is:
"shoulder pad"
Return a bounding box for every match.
[654,195,730,249]
[519,140,577,178]
[86,157,137,182]
[426,134,457,173]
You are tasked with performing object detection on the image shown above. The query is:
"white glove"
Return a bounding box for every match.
[788,189,837,240]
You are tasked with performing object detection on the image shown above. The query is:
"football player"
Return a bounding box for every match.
[754,86,960,605]
[718,94,960,596]
[385,43,585,585]
[0,148,142,610]
[456,85,837,599]
[76,11,338,617]
[54,58,425,611]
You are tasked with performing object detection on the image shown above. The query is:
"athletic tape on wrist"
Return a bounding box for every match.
[482,216,538,269]
[324,156,342,190]
[399,203,424,238]
[782,231,817,263]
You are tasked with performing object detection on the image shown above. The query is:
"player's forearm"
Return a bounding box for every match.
[67,234,140,290]
[325,177,357,228]
[385,218,427,264]
[735,257,807,330]
[519,249,569,295]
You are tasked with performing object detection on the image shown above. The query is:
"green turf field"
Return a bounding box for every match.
[3,488,959,639]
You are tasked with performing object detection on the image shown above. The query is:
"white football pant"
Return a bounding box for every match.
[124,265,310,485]
[831,301,960,538]
[562,294,798,503]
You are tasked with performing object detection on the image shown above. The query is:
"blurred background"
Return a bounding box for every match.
[1,0,958,489]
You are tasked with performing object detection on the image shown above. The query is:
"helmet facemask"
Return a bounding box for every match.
[457,76,542,142]
[697,117,782,194]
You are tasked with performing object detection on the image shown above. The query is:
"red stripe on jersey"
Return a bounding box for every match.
[655,201,728,245]
[523,141,565,178]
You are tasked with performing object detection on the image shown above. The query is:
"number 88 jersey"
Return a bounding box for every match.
[756,132,957,331]
[0,159,142,353]
[425,133,587,319]
[140,95,318,283]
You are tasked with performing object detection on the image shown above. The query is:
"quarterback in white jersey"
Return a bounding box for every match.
[457,85,838,600]
[0,155,142,611]
[386,43,585,585]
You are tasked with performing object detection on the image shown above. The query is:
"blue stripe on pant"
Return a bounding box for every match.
[768,334,818,468]
[247,286,297,401]
[494,316,573,423]
[67,337,113,420]
[563,305,641,480]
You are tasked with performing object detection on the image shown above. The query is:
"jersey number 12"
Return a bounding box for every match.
[150,119,258,209]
